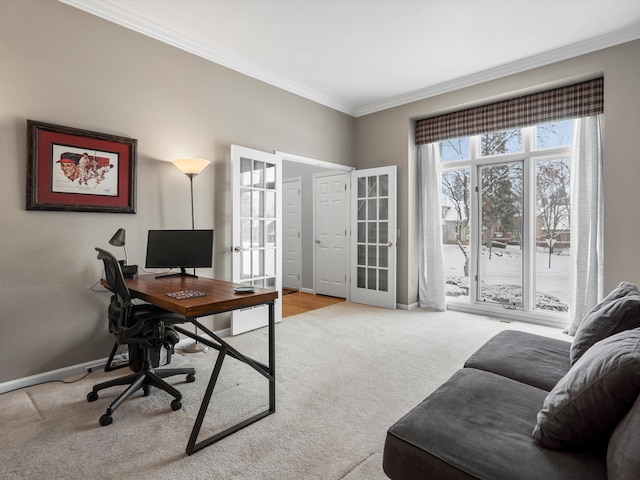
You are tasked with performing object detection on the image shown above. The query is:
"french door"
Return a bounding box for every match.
[350,166,397,309]
[230,145,282,335]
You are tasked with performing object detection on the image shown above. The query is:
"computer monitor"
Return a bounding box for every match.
[145,229,213,278]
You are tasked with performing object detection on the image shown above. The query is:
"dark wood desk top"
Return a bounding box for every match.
[122,274,278,318]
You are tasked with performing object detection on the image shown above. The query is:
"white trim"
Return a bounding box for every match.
[0,329,229,395]
[397,302,419,310]
[56,1,640,117]
[58,0,356,116]
[355,24,640,117]
[301,287,315,295]
[276,151,354,171]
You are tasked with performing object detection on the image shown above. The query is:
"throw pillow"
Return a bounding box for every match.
[532,327,640,449]
[608,393,640,480]
[571,282,640,365]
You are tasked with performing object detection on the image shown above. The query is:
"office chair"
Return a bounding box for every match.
[87,248,196,426]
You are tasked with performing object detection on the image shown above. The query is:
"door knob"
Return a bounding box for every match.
[315,240,320,244]
[232,246,245,253]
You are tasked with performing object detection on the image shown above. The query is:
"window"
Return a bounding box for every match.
[440,121,574,319]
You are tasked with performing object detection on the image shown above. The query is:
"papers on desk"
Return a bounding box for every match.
[233,286,255,293]
[165,290,208,300]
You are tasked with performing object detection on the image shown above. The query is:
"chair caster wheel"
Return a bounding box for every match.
[99,414,113,427]
[186,373,196,383]
[171,399,182,411]
[143,385,151,396]
[87,391,99,402]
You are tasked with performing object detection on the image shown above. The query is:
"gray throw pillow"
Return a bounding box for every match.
[608,393,640,480]
[571,282,640,365]
[533,328,640,449]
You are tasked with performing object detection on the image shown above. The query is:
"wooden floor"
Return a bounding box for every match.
[282,291,345,318]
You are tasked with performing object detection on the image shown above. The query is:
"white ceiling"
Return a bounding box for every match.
[60,0,640,117]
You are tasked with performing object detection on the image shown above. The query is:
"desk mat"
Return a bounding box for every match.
[165,290,208,300]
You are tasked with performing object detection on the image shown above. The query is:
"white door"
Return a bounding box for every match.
[350,166,397,309]
[282,177,301,291]
[231,145,282,335]
[314,172,348,298]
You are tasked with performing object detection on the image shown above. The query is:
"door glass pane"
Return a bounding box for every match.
[357,267,366,288]
[253,249,264,277]
[478,162,523,307]
[241,220,251,249]
[379,269,388,292]
[379,198,388,220]
[358,199,366,220]
[534,157,571,313]
[240,158,252,186]
[367,199,377,220]
[253,161,264,187]
[379,175,388,196]
[358,245,366,265]
[441,167,471,300]
[367,245,377,266]
[252,190,264,217]
[379,246,388,268]
[265,220,275,248]
[358,177,366,198]
[265,162,276,189]
[358,222,366,242]
[240,250,251,279]
[367,268,377,290]
[368,176,377,197]
[265,248,275,276]
[379,222,388,244]
[240,189,251,217]
[367,222,377,243]
[265,191,275,218]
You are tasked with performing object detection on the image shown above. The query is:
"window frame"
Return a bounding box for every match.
[441,125,574,327]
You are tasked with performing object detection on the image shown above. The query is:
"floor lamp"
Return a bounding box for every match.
[172,158,211,353]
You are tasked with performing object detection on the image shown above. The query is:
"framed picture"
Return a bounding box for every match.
[26,120,137,213]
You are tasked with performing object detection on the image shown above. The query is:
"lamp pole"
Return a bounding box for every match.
[172,159,211,354]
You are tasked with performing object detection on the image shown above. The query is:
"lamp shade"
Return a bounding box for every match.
[109,228,126,247]
[172,158,211,175]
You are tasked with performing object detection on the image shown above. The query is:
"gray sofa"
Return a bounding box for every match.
[383,282,640,480]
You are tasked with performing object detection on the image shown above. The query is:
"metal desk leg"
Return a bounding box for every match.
[185,300,276,455]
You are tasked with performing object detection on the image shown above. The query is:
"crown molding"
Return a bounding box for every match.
[355,23,640,117]
[59,1,640,119]
[58,0,357,116]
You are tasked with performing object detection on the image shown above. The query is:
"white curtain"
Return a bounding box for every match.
[418,143,446,310]
[566,114,604,335]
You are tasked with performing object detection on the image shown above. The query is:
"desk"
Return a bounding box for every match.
[123,274,278,455]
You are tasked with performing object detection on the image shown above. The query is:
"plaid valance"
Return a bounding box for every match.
[415,77,603,145]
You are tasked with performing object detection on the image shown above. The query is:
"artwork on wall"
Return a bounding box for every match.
[26,120,137,213]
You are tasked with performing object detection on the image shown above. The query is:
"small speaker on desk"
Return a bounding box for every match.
[119,262,138,278]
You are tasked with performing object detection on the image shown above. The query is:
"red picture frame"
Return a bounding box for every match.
[27,120,137,213]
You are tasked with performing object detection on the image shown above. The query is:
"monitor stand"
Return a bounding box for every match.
[155,267,198,279]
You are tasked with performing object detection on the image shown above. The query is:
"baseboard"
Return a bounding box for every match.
[300,287,315,294]
[0,328,229,395]
[397,302,419,310]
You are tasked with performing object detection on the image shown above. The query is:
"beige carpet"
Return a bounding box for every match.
[0,302,568,479]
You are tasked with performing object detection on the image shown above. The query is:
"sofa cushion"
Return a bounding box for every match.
[533,328,640,449]
[607,393,640,480]
[571,282,640,365]
[464,330,571,391]
[384,368,606,480]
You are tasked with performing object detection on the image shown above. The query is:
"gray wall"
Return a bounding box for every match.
[0,1,354,383]
[355,40,640,307]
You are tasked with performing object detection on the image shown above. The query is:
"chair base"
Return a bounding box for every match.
[87,364,195,426]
